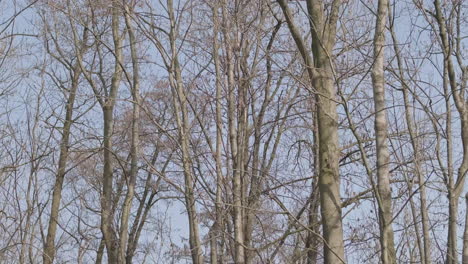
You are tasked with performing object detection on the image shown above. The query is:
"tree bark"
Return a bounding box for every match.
[219,1,245,262]
[42,63,82,264]
[119,4,140,263]
[371,1,396,263]
[432,1,468,263]
[101,3,124,262]
[167,1,204,263]
[277,0,345,263]
[388,5,431,261]
[463,193,468,264]
[211,4,223,263]
[305,104,320,264]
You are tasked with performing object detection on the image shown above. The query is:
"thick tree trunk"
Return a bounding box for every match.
[315,63,345,264]
[309,3,345,263]
[96,239,104,264]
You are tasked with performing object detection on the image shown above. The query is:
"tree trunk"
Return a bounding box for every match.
[306,107,320,264]
[463,193,468,264]
[309,2,345,263]
[371,1,396,263]
[277,1,345,263]
[119,4,140,263]
[388,6,431,260]
[433,1,468,263]
[219,1,245,262]
[211,4,223,263]
[101,3,123,262]
[167,1,204,263]
[43,64,81,264]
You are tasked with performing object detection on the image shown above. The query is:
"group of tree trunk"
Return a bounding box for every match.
[0,0,467,263]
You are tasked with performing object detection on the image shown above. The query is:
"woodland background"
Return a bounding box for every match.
[0,0,467,263]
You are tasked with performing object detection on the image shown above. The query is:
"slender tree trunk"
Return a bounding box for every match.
[402,58,431,264]
[167,1,203,263]
[463,194,468,264]
[219,1,245,262]
[43,64,82,264]
[101,3,123,262]
[305,184,320,264]
[211,4,223,263]
[433,1,468,263]
[119,4,140,263]
[448,193,459,264]
[388,6,431,261]
[371,1,396,263]
[306,109,320,264]
[443,58,455,264]
[101,106,118,263]
[126,151,162,264]
[171,67,204,264]
[443,58,456,264]
[243,20,281,264]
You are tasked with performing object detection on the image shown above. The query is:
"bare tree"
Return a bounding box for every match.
[277,0,345,263]
[371,0,396,263]
[417,1,468,263]
[40,6,90,262]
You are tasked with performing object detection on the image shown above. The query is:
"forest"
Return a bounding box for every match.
[0,0,467,263]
